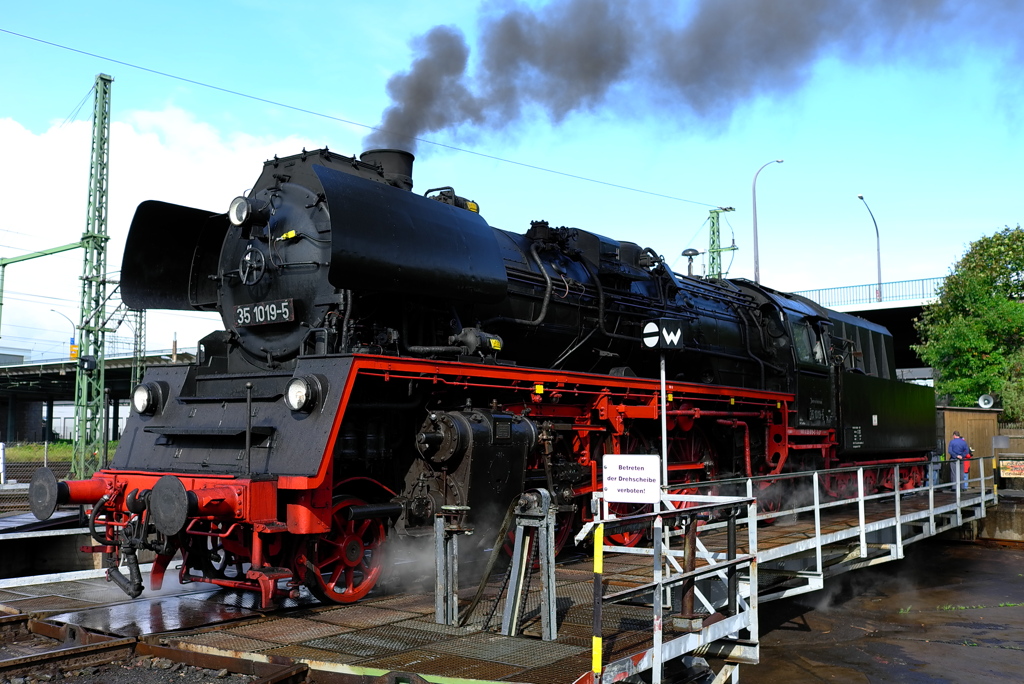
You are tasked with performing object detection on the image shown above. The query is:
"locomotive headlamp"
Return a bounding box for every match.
[285,376,318,412]
[228,195,271,231]
[132,383,159,415]
[228,196,251,227]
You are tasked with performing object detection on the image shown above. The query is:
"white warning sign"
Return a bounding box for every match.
[603,454,662,504]
[642,319,686,349]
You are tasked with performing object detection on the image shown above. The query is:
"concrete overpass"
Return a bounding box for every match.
[794,276,943,373]
[0,349,196,443]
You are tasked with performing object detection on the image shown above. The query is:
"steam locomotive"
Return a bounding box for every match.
[29,147,935,607]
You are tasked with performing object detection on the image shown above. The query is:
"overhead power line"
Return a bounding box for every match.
[1,28,718,208]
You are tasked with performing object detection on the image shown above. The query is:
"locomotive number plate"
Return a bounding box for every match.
[235,298,294,326]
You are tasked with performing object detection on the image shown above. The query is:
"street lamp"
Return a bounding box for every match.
[752,159,783,284]
[51,309,76,357]
[856,194,882,302]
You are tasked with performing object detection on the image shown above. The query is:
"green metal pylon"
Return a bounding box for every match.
[131,308,146,389]
[708,207,736,280]
[73,74,113,479]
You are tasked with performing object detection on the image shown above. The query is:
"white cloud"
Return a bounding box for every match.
[0,108,316,361]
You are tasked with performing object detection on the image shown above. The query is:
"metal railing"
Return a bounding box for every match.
[668,461,996,606]
[577,493,758,684]
[795,276,944,309]
[0,459,72,514]
[30,345,200,365]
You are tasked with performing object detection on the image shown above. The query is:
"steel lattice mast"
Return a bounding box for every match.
[73,74,113,479]
[131,308,146,389]
[707,206,735,280]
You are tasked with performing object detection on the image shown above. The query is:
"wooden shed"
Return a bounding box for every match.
[938,406,1002,485]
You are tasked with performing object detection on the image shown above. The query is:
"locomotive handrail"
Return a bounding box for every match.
[177,395,283,404]
[194,371,294,380]
[347,354,796,402]
[143,426,274,436]
[184,519,240,538]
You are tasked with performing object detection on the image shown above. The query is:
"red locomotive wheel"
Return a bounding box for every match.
[551,510,574,554]
[202,526,249,579]
[666,472,702,512]
[756,480,784,523]
[606,501,652,547]
[824,471,857,500]
[600,429,655,547]
[900,465,925,491]
[303,497,386,603]
[863,470,878,495]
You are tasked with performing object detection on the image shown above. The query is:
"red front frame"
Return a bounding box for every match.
[74,354,797,606]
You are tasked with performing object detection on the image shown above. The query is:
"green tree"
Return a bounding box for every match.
[914,225,1024,419]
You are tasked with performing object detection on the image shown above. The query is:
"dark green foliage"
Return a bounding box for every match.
[914,226,1024,419]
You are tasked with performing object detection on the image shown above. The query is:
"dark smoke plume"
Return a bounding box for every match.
[364,0,1021,152]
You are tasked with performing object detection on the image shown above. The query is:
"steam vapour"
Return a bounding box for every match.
[364,0,1021,152]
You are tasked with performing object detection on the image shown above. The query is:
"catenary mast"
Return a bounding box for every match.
[73,74,113,479]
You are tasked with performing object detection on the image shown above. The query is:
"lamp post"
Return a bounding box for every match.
[752,159,783,284]
[51,309,76,357]
[857,195,882,302]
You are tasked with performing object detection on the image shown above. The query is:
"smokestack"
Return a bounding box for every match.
[360,149,415,191]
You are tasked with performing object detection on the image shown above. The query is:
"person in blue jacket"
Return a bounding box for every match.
[948,431,971,490]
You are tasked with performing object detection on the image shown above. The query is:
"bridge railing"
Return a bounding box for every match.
[795,276,945,308]
[38,346,200,365]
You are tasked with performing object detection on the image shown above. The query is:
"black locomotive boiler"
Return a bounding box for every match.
[30,147,935,606]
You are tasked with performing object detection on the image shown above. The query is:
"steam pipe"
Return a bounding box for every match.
[88,493,112,545]
[340,289,352,351]
[400,316,467,356]
[667,409,770,419]
[483,243,554,327]
[345,501,405,521]
[717,419,752,478]
[734,307,766,388]
[835,457,929,467]
[579,259,641,342]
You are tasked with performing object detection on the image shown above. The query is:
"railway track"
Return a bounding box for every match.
[0,557,323,684]
[0,540,657,684]
[0,609,311,684]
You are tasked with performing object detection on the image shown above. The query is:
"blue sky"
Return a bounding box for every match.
[1,1,1022,361]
